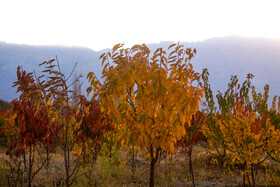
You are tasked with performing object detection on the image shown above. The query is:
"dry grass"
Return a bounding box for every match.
[0,144,279,186]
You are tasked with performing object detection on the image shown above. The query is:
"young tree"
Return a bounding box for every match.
[8,60,89,186]
[87,43,204,187]
[202,71,280,186]
[5,59,115,186]
[5,67,52,187]
[34,58,113,186]
[34,59,89,186]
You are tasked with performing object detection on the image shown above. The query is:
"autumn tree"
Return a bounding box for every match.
[87,43,204,187]
[5,67,53,187]
[26,58,115,186]
[31,58,92,186]
[202,71,280,186]
[4,59,104,186]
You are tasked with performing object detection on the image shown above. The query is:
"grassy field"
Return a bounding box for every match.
[0,143,279,186]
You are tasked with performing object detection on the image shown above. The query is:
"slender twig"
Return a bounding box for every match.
[66,62,78,82]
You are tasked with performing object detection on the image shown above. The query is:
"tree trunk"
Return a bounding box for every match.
[150,158,156,187]
[189,145,195,187]
[132,142,135,174]
[243,173,246,187]
[64,148,70,186]
[46,145,50,173]
[149,147,160,187]
[188,128,195,187]
[247,173,251,186]
[243,163,246,187]
[23,148,27,170]
[27,144,36,187]
[63,108,70,187]
[251,165,256,187]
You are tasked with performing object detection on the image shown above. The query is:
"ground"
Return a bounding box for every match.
[0,142,279,186]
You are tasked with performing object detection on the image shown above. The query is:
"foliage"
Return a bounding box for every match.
[177,111,205,148]
[5,67,53,186]
[202,70,280,186]
[31,58,110,186]
[266,96,280,166]
[2,42,280,186]
[76,96,114,146]
[3,59,113,186]
[87,43,204,186]
[74,96,114,185]
[250,85,280,167]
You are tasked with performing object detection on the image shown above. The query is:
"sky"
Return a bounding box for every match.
[0,0,280,51]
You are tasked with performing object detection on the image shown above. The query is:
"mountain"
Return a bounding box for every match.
[1,36,280,103]
[149,37,280,101]
[0,42,106,101]
[189,36,280,96]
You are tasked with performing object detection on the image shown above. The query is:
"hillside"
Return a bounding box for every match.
[1,36,280,102]
[0,100,10,112]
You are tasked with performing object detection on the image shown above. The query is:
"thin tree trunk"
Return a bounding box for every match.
[247,172,251,186]
[132,142,135,174]
[149,147,160,187]
[150,158,156,187]
[28,145,33,187]
[46,145,50,174]
[64,148,70,186]
[67,148,70,173]
[251,165,256,187]
[188,128,195,187]
[243,173,246,187]
[67,107,71,186]
[243,164,246,187]
[63,109,70,187]
[7,174,11,187]
[87,146,99,186]
[23,147,27,170]
[189,145,195,187]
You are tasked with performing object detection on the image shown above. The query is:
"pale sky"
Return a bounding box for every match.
[0,0,279,51]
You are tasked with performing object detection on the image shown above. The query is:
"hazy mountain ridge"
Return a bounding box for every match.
[190,36,280,96]
[1,36,280,103]
[0,42,105,101]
